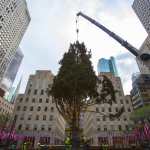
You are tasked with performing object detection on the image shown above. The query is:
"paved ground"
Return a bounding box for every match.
[34,146,144,150]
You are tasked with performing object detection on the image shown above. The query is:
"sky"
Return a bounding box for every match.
[14,0,147,94]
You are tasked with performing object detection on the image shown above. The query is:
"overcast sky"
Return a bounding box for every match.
[14,0,147,94]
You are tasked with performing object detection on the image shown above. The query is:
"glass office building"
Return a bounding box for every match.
[97,56,118,76]
[0,48,23,92]
[131,73,150,109]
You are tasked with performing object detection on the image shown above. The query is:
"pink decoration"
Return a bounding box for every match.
[0,130,25,141]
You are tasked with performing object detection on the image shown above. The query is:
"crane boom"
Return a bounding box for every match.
[77,12,139,57]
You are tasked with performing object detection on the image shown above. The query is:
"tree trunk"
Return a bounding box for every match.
[71,111,80,150]
[72,126,80,150]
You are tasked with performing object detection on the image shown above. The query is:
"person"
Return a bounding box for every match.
[21,142,27,150]
[65,137,72,150]
[10,143,16,150]
[102,143,108,150]
[37,142,41,150]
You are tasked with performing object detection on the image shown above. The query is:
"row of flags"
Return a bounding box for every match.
[133,123,150,141]
[0,130,52,145]
[0,123,150,146]
[98,123,150,145]
[0,130,24,141]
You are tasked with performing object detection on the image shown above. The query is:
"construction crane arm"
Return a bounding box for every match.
[77,12,139,57]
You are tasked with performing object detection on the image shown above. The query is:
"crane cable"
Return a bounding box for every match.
[76,16,79,41]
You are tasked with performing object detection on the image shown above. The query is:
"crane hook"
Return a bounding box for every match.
[76,16,79,42]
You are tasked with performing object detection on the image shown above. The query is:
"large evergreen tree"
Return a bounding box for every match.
[51,42,98,122]
[49,41,123,149]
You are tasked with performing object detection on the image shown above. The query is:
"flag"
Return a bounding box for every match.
[144,123,150,139]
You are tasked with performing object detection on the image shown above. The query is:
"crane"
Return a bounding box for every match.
[76,12,150,63]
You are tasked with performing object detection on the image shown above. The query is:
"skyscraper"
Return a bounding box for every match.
[97,56,118,76]
[0,0,30,82]
[132,1,150,74]
[132,0,150,35]
[131,73,150,109]
[0,96,14,116]
[0,48,24,92]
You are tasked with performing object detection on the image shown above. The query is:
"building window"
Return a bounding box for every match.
[34,89,38,95]
[124,117,127,121]
[116,108,118,112]
[48,127,51,131]
[25,98,29,102]
[103,116,106,121]
[17,106,20,111]
[41,125,45,131]
[109,107,112,112]
[97,127,101,131]
[20,116,24,120]
[36,115,39,120]
[39,98,42,103]
[96,107,99,112]
[125,125,129,131]
[118,125,122,131]
[46,98,49,103]
[120,99,123,104]
[41,89,44,95]
[128,108,131,112]
[37,106,41,111]
[18,124,22,130]
[34,125,37,131]
[104,125,107,131]
[44,107,48,112]
[126,100,129,104]
[43,115,46,120]
[27,89,31,95]
[25,125,29,131]
[32,98,35,103]
[110,116,114,121]
[19,98,23,102]
[97,118,100,121]
[30,106,33,111]
[102,108,105,112]
[51,107,54,112]
[20,115,24,120]
[49,115,53,121]
[29,83,32,87]
[28,115,32,120]
[23,106,27,111]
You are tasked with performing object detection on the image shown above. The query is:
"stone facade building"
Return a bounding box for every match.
[82,73,133,146]
[13,70,66,148]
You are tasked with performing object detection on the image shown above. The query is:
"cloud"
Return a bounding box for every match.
[116,52,139,94]
[13,0,147,95]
